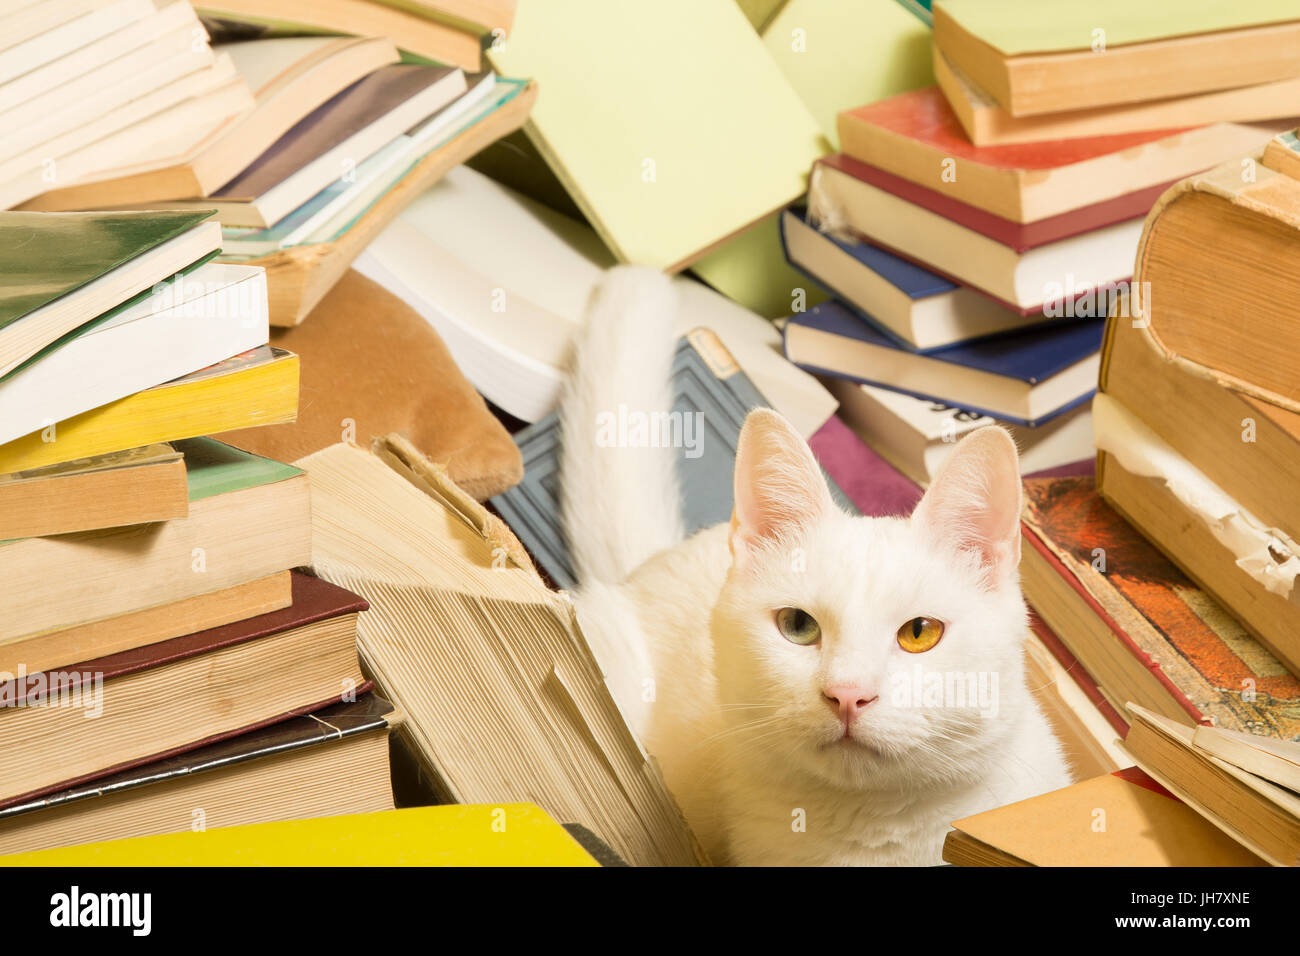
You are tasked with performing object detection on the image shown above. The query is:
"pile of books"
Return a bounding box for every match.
[0,211,397,856]
[20,11,536,326]
[0,0,252,210]
[780,0,1298,486]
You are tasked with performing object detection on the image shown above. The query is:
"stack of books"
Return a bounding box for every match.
[780,0,1297,485]
[22,26,537,326]
[0,0,253,210]
[0,211,397,856]
[1092,134,1300,677]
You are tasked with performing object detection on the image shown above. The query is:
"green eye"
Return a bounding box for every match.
[775,607,821,646]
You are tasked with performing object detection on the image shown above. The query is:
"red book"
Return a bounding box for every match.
[836,86,1275,224]
[824,153,1167,252]
[0,571,368,809]
[1019,474,1300,742]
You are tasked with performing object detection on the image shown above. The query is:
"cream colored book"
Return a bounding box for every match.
[935,49,1300,147]
[487,0,822,271]
[1193,724,1300,794]
[353,164,836,433]
[1124,703,1300,867]
[297,434,703,866]
[25,34,400,211]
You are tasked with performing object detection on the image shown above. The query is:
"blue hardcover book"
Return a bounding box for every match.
[491,329,857,590]
[780,209,1054,353]
[783,300,1102,427]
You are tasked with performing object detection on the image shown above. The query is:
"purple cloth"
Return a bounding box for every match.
[810,415,923,517]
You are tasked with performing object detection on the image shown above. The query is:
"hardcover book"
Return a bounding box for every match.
[0,694,396,856]
[784,300,1102,426]
[1019,473,1300,741]
[0,570,366,808]
[836,86,1280,223]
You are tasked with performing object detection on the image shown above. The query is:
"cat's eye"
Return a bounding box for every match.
[897,617,944,653]
[775,607,821,646]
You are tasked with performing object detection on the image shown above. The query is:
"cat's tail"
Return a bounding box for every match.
[561,266,685,585]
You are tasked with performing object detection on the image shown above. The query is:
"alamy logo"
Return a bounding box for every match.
[50,886,151,936]
[594,405,704,459]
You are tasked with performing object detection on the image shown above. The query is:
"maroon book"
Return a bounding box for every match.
[0,570,370,810]
[820,153,1170,253]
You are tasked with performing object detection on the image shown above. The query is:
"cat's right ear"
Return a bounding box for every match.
[730,408,832,565]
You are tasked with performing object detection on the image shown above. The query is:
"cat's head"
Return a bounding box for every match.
[712,409,1029,793]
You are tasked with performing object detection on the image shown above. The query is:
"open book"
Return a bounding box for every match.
[297,434,703,866]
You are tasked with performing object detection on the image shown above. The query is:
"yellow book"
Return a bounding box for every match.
[0,346,298,473]
[487,0,823,273]
[0,804,602,866]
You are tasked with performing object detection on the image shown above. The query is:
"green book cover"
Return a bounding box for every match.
[0,210,213,333]
[936,0,1300,55]
[175,437,301,503]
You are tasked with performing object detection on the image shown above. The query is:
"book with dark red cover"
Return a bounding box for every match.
[7,570,366,702]
[0,694,393,820]
[0,570,370,810]
[821,153,1168,252]
[1020,474,1300,741]
[1027,609,1128,737]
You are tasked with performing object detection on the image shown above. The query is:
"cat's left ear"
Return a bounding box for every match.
[730,408,832,565]
[911,426,1022,588]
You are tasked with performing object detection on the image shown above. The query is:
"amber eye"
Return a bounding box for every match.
[775,607,821,646]
[897,617,944,653]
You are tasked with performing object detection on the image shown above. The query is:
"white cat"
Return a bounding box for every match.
[563,267,1072,866]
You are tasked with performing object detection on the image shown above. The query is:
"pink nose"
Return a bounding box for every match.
[823,684,878,724]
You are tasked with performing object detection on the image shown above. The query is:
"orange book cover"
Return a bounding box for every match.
[1021,474,1300,741]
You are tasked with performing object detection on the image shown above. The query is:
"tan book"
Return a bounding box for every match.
[24,34,400,211]
[1095,442,1300,675]
[1131,157,1300,411]
[935,49,1300,147]
[297,433,702,866]
[1099,296,1300,556]
[0,572,290,677]
[1192,724,1300,794]
[0,444,187,540]
[0,694,394,857]
[1262,129,1300,180]
[944,769,1267,866]
[196,0,485,72]
[0,439,309,642]
[0,0,143,85]
[934,2,1300,118]
[1124,704,1300,866]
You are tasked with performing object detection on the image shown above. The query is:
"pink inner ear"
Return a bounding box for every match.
[731,409,832,560]
[913,428,1023,585]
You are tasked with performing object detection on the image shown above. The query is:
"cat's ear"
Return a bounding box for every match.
[912,426,1022,588]
[730,408,833,564]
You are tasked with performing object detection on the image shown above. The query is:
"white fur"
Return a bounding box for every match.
[563,267,1072,866]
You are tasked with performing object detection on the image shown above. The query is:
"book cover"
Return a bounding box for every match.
[0,693,393,821]
[0,345,299,474]
[839,87,1193,171]
[486,0,823,271]
[1021,473,1300,741]
[787,300,1104,386]
[0,803,601,866]
[820,154,1161,252]
[214,64,460,200]
[490,331,858,589]
[0,209,213,333]
[934,0,1299,55]
[945,768,1267,866]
